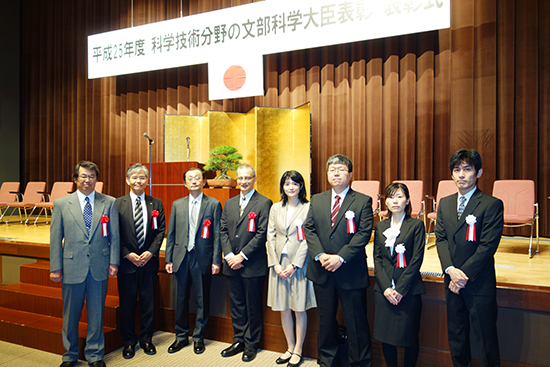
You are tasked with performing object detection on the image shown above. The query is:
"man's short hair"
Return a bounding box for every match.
[236,164,256,177]
[326,154,353,173]
[72,161,99,180]
[449,149,482,173]
[183,167,205,181]
[126,163,149,178]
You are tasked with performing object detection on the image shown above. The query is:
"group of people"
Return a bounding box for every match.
[49,148,503,367]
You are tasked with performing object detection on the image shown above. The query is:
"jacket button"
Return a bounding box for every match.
[87,254,89,257]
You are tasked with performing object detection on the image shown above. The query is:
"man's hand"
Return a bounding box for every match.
[109,264,118,277]
[319,254,342,272]
[227,253,244,270]
[212,264,220,275]
[126,252,141,267]
[383,288,403,306]
[165,263,173,274]
[139,251,153,266]
[448,268,468,288]
[50,270,63,283]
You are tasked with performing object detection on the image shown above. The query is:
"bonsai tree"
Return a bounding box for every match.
[203,145,243,180]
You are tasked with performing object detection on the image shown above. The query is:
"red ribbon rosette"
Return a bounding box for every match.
[295,218,305,241]
[201,219,211,239]
[100,215,109,237]
[151,210,159,229]
[247,212,257,232]
[395,244,407,268]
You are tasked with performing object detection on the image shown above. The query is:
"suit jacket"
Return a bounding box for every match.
[304,188,373,290]
[50,191,120,284]
[165,194,222,274]
[116,194,166,274]
[267,201,310,270]
[220,191,273,278]
[373,216,426,297]
[435,188,504,295]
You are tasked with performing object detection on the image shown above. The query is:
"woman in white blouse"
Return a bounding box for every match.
[267,170,316,367]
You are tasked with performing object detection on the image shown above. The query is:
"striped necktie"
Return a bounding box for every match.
[457,195,466,220]
[135,197,145,249]
[331,195,341,226]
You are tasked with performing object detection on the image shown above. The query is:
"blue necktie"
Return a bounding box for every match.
[83,197,92,235]
[457,196,466,220]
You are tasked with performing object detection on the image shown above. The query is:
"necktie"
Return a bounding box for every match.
[240,197,245,216]
[188,199,197,251]
[457,196,466,220]
[83,197,92,235]
[331,195,341,226]
[135,197,145,249]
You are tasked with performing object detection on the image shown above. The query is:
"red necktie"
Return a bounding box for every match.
[331,195,341,226]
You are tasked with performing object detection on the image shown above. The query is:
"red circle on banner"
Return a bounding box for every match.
[223,65,246,91]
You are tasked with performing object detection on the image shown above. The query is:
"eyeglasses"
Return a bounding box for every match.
[186,176,203,182]
[79,174,97,180]
[328,167,348,174]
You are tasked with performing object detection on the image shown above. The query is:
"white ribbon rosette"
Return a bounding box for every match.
[295,218,305,241]
[465,214,477,241]
[395,243,407,268]
[345,210,356,234]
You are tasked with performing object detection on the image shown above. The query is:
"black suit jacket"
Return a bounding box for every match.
[165,194,222,275]
[304,188,373,290]
[116,194,166,274]
[373,216,426,297]
[220,191,272,278]
[435,188,504,295]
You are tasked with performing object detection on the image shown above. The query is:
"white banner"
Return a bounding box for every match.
[88,0,450,99]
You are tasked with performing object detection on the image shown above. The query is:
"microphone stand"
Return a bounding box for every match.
[148,138,153,196]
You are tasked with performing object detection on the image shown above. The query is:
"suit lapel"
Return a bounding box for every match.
[68,192,88,236]
[238,191,258,227]
[454,189,482,233]
[394,216,413,258]
[91,192,105,236]
[377,218,393,258]
[331,189,355,234]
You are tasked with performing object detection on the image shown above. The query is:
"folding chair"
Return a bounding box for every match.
[424,180,457,247]
[30,182,74,224]
[5,182,46,224]
[0,182,20,221]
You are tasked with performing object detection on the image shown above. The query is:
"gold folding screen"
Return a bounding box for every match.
[165,103,311,203]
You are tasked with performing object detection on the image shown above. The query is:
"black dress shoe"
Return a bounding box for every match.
[122,344,136,359]
[242,347,257,362]
[90,361,106,367]
[140,342,157,355]
[288,353,303,367]
[59,362,75,367]
[276,350,292,364]
[194,340,206,354]
[221,342,245,357]
[168,339,189,353]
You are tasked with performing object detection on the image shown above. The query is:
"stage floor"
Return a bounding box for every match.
[1,222,549,289]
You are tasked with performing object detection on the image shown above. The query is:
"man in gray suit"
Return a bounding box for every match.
[165,167,222,355]
[50,161,120,367]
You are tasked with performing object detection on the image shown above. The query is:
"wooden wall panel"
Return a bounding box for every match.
[19,0,550,236]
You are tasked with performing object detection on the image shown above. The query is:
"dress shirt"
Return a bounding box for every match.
[456,186,477,212]
[76,190,95,213]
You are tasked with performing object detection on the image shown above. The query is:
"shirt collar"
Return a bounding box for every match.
[76,189,95,203]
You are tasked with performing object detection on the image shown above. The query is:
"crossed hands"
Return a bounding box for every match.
[226,253,245,270]
[274,264,296,280]
[127,251,153,268]
[448,268,469,294]
[384,288,403,306]
[319,253,342,272]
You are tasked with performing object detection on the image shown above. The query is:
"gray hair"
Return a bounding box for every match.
[126,163,149,178]
[326,154,353,173]
[236,164,256,177]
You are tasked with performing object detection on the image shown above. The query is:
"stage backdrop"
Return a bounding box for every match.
[19,0,550,237]
[164,103,312,202]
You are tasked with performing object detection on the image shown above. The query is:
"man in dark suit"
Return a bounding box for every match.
[165,167,222,355]
[50,161,120,367]
[220,164,273,362]
[436,149,504,367]
[116,163,165,359]
[304,154,373,367]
